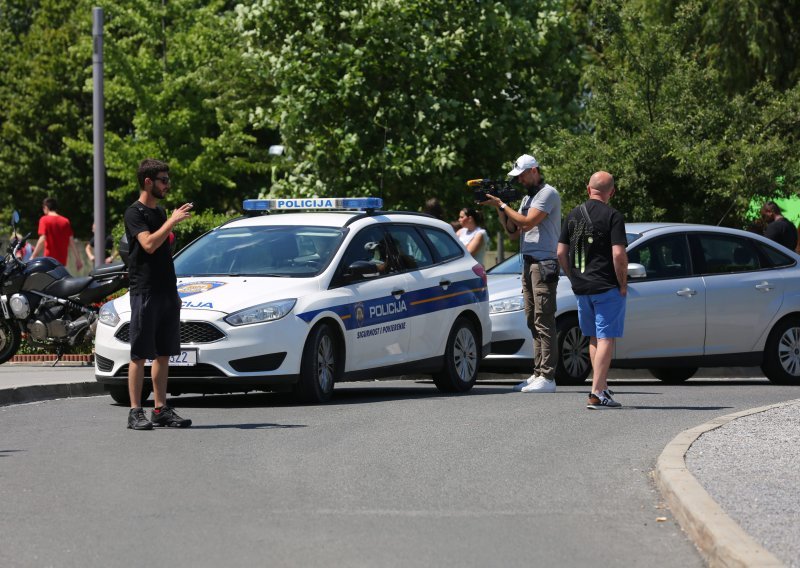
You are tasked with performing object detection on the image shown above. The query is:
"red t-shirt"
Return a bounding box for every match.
[38,214,73,265]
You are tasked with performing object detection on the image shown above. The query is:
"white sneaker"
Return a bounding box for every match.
[512,375,538,392]
[521,377,556,393]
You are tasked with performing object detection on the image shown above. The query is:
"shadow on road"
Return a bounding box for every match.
[133,382,511,409]
[188,423,306,430]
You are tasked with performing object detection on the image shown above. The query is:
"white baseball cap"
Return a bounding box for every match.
[507,154,539,177]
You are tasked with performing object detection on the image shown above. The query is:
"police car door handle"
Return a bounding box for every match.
[439,279,451,290]
[676,288,697,297]
[755,281,774,292]
[391,289,405,298]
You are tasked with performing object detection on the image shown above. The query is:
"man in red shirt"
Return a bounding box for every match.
[30,197,83,271]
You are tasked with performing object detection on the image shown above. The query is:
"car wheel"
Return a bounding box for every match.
[555,315,591,385]
[761,316,800,385]
[647,367,698,383]
[295,322,338,403]
[107,383,152,405]
[433,317,479,393]
[0,320,21,365]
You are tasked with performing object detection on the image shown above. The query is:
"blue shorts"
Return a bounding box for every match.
[576,288,626,339]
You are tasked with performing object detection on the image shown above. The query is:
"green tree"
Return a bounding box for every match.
[236,0,584,220]
[0,0,273,239]
[545,0,800,227]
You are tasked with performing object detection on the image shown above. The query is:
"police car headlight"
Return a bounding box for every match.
[489,295,524,314]
[98,301,120,327]
[224,299,296,326]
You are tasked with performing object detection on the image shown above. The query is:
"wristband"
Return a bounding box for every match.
[499,203,506,210]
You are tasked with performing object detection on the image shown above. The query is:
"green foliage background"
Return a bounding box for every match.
[0,0,798,253]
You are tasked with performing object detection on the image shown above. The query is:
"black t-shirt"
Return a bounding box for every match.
[765,217,798,251]
[124,202,176,294]
[558,199,627,295]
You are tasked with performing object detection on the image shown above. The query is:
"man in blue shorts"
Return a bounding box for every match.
[124,158,194,430]
[557,171,627,409]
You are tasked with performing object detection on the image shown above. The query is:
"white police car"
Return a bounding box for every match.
[94,197,491,403]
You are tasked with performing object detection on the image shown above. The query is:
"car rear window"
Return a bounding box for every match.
[694,234,761,274]
[419,226,464,262]
[754,240,796,268]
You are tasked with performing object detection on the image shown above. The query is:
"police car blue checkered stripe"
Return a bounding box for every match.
[296,277,487,330]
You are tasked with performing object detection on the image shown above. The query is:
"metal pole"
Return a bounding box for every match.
[496,230,504,265]
[92,7,105,269]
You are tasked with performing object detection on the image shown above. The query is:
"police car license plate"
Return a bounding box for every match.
[145,349,197,367]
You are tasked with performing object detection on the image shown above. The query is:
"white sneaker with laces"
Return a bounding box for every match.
[512,375,538,392]
[521,377,556,393]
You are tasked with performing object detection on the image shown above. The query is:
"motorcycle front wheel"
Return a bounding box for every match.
[0,319,22,365]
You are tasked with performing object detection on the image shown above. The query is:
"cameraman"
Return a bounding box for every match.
[481,154,561,393]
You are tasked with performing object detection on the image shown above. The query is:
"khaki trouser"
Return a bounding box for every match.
[522,260,558,379]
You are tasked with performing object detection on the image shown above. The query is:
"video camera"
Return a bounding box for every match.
[466,179,520,204]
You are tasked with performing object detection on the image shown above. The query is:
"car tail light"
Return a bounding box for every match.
[472,263,487,287]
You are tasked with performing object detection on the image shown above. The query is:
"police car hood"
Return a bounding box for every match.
[115,277,316,315]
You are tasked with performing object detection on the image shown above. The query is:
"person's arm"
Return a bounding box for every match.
[85,241,95,263]
[135,203,193,254]
[31,235,46,259]
[70,236,83,271]
[612,244,628,297]
[465,231,484,255]
[557,242,571,276]
[482,192,547,232]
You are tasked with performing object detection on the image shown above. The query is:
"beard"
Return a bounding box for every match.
[149,183,167,200]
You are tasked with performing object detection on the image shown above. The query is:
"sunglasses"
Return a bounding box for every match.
[153,176,171,184]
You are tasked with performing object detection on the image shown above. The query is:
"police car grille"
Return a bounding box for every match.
[115,322,225,344]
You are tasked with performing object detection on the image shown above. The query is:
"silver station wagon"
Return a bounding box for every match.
[483,223,800,385]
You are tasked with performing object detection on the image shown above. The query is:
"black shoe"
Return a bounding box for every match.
[128,407,154,430]
[150,406,192,428]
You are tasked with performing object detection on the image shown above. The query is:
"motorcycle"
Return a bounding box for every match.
[0,211,129,365]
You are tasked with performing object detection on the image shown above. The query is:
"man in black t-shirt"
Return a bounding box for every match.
[557,171,627,409]
[123,158,194,430]
[760,201,798,252]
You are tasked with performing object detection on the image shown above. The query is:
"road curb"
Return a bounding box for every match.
[655,400,799,568]
[0,382,106,407]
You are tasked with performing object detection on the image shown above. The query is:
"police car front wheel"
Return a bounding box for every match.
[295,322,339,403]
[433,317,479,393]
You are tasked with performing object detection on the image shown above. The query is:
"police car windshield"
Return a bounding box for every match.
[174,225,345,277]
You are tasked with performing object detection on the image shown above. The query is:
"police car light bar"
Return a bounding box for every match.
[243,197,384,211]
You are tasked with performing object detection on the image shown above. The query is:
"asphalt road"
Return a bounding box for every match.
[1,372,798,568]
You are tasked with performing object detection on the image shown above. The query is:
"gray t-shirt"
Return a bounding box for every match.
[518,183,561,260]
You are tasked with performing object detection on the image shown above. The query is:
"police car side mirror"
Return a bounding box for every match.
[628,263,647,278]
[344,260,381,280]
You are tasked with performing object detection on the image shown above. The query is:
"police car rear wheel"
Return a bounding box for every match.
[433,318,479,393]
[296,322,338,403]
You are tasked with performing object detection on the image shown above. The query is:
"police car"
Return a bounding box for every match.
[94,197,491,403]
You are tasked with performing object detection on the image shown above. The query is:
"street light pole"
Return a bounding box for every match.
[92,7,106,269]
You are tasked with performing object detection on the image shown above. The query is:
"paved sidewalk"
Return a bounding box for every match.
[1,364,796,567]
[0,362,101,406]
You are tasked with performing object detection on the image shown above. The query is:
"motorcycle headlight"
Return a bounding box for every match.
[224,299,296,326]
[98,301,120,327]
[489,295,524,314]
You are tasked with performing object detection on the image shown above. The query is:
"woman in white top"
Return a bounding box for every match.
[456,207,489,265]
